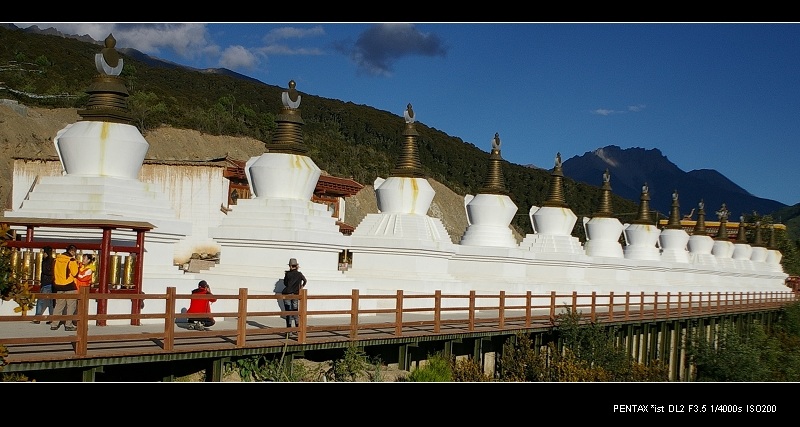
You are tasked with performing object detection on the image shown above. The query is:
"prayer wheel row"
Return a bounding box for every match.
[7,249,136,288]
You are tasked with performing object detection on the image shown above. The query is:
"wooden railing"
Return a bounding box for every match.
[1,287,797,361]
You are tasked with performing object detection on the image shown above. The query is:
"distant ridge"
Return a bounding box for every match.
[561,145,787,219]
[2,23,265,85]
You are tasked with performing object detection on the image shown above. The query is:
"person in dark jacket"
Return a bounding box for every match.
[282,258,307,330]
[186,280,216,330]
[51,245,79,331]
[33,246,55,324]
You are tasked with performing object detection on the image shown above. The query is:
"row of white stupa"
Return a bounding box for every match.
[0,35,789,319]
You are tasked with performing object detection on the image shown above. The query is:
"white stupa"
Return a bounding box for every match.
[687,200,717,267]
[519,153,584,255]
[749,221,770,270]
[347,104,458,290]
[732,214,755,271]
[711,204,736,269]
[622,183,661,261]
[582,169,624,258]
[204,81,352,290]
[450,133,527,286]
[659,190,691,263]
[460,133,518,248]
[4,34,192,284]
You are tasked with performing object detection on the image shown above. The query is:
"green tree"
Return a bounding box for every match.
[407,352,453,382]
[129,91,168,133]
[685,320,779,381]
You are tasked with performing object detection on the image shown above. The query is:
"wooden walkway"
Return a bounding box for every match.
[1,287,797,369]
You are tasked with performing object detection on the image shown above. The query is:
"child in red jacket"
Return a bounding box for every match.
[187,280,216,330]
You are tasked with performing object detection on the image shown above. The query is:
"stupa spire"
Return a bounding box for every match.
[478,133,509,195]
[593,169,613,217]
[715,203,730,241]
[692,200,707,235]
[753,220,764,247]
[78,33,132,124]
[736,214,748,243]
[391,103,425,178]
[543,152,568,208]
[632,183,653,224]
[768,225,777,249]
[665,189,682,229]
[264,80,307,155]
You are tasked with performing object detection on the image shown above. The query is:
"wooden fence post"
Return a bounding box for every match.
[499,291,505,330]
[434,290,441,334]
[608,292,615,322]
[349,289,359,340]
[525,290,532,328]
[76,286,89,356]
[164,287,176,351]
[237,288,247,347]
[395,290,403,336]
[469,290,476,332]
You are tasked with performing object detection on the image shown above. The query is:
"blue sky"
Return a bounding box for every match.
[13,22,800,206]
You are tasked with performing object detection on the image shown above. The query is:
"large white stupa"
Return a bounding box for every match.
[3,35,192,287]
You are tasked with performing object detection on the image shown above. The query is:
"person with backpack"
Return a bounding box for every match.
[51,245,79,331]
[282,258,307,335]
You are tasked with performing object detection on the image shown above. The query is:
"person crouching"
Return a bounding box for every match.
[186,280,216,331]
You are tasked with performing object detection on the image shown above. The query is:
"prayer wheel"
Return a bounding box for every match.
[22,250,34,284]
[91,251,99,285]
[34,250,44,283]
[107,254,121,288]
[122,254,135,288]
[9,249,20,280]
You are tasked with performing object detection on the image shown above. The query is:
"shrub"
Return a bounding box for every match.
[453,355,491,382]
[330,344,370,382]
[407,352,453,382]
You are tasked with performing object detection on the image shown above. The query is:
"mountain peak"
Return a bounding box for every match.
[563,145,785,217]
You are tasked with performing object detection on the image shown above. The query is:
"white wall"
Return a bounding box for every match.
[11,159,230,264]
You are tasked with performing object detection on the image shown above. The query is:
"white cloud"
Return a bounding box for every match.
[264,25,325,43]
[593,109,616,116]
[14,23,216,61]
[259,45,324,56]
[219,45,258,70]
[593,104,646,116]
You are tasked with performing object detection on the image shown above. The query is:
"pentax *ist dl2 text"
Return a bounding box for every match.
[613,404,777,413]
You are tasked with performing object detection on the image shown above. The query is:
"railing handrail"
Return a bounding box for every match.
[1,288,797,361]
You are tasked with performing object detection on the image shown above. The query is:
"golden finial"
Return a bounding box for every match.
[665,189,682,229]
[391,103,425,178]
[632,182,653,224]
[79,33,131,124]
[715,203,729,240]
[543,152,568,208]
[478,133,508,195]
[692,199,707,235]
[264,80,307,154]
[282,79,301,108]
[736,214,748,243]
[594,168,613,217]
[404,103,415,123]
[101,34,121,69]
